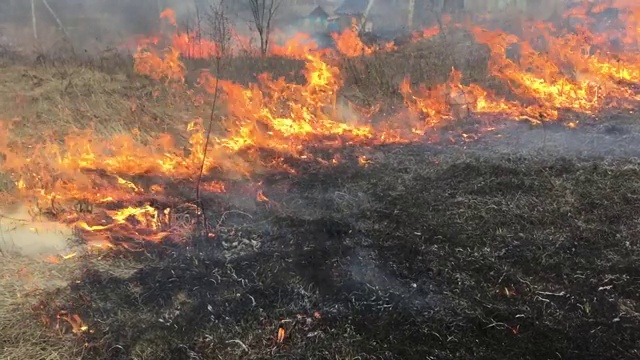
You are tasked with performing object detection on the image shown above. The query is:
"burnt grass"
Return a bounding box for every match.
[42,139,640,360]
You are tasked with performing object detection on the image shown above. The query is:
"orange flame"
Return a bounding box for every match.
[5,4,640,251]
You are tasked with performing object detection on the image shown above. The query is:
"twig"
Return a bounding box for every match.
[0,213,30,222]
[226,339,249,352]
[195,68,221,232]
[248,0,282,56]
[216,210,254,228]
[195,1,228,233]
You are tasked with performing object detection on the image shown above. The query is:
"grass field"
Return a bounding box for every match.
[1,17,640,360]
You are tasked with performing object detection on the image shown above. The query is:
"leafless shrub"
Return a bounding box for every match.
[247,0,281,56]
[207,0,233,63]
[196,0,232,231]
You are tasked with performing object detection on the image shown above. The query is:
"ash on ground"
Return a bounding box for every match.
[45,119,640,360]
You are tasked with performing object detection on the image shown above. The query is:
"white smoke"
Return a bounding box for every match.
[0,205,73,258]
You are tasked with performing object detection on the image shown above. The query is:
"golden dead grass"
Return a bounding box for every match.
[0,248,144,359]
[0,255,81,360]
[0,59,170,360]
[0,171,15,193]
[0,61,202,144]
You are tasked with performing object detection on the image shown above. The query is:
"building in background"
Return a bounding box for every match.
[331,0,417,32]
[306,5,331,31]
[333,0,371,30]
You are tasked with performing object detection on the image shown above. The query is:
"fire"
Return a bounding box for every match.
[412,26,440,41]
[201,53,377,156]
[332,20,376,57]
[256,190,269,203]
[400,67,546,129]
[358,155,371,167]
[3,3,640,252]
[159,8,177,26]
[271,32,323,59]
[277,327,285,343]
[134,45,185,82]
[73,204,173,245]
[331,19,396,57]
[471,26,604,113]
[139,9,324,60]
[57,311,88,335]
[202,180,226,193]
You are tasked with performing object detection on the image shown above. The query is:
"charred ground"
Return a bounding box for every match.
[31,138,640,360]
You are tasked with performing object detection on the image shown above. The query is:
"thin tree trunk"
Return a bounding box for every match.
[41,0,70,40]
[408,0,415,29]
[262,32,268,56]
[31,0,37,40]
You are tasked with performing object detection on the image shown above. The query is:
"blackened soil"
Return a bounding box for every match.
[47,144,640,360]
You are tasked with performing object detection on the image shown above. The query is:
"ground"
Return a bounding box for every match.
[1,28,640,360]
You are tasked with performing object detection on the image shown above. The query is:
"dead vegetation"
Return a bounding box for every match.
[22,147,640,360]
[0,26,640,360]
[0,256,82,360]
[0,50,204,143]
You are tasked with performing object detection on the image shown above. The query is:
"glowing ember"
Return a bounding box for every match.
[256,190,269,203]
[57,312,88,335]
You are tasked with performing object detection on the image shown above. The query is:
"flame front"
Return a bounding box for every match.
[3,3,640,250]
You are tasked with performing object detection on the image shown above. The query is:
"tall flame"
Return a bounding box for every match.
[3,3,640,250]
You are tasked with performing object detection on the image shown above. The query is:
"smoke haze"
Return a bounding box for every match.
[0,0,206,52]
[0,205,72,258]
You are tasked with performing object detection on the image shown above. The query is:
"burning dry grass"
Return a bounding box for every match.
[0,256,82,360]
[6,146,638,359]
[0,247,145,359]
[340,30,493,105]
[0,58,203,143]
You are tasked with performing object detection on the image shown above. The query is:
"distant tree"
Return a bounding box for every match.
[247,0,281,56]
[207,0,232,59]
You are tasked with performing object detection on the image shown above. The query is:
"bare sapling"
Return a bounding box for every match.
[195,0,231,231]
[247,0,281,56]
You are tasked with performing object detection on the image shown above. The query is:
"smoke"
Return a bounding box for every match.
[460,116,640,159]
[0,0,209,52]
[0,205,72,258]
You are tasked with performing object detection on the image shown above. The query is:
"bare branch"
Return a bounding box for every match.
[195,0,230,232]
[247,0,281,56]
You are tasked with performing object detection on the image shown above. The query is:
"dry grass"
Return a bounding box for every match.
[0,255,82,360]
[0,248,144,359]
[340,30,493,106]
[0,171,14,192]
[0,54,205,144]
[185,55,306,86]
[0,30,490,143]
